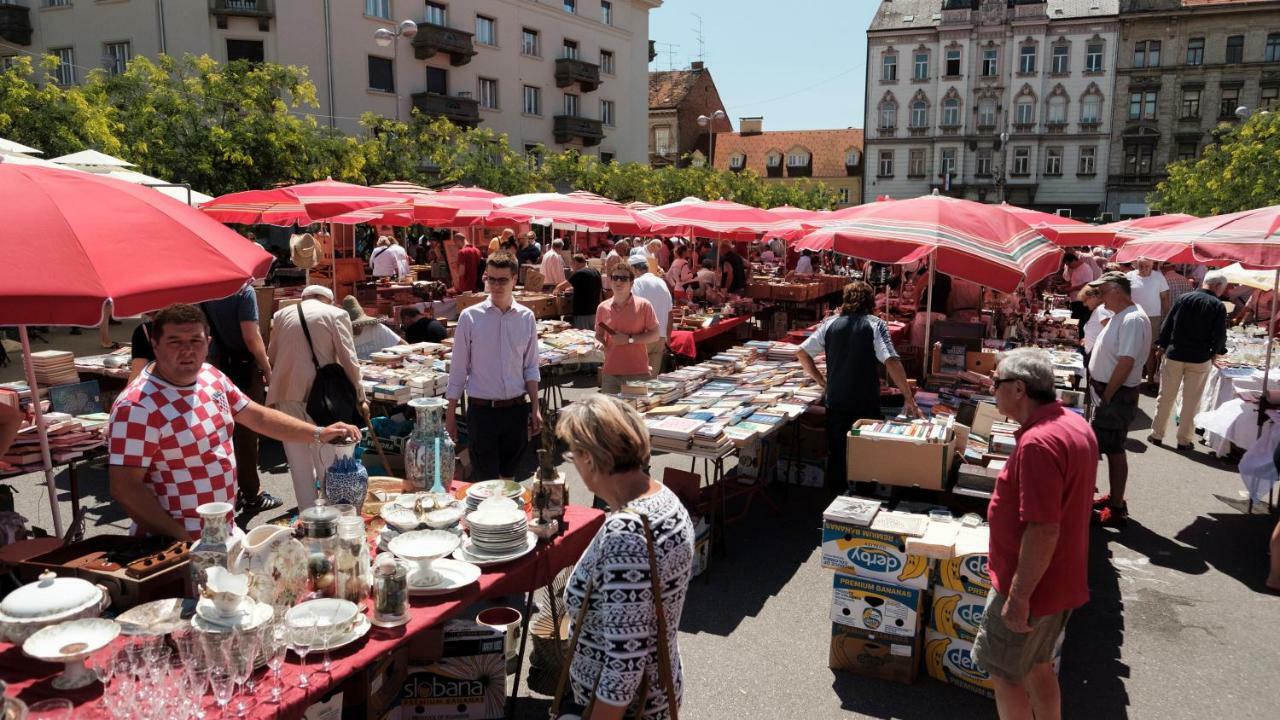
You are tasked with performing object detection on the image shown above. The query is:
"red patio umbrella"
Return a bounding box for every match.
[995,204,1089,244]
[200,178,411,226]
[411,189,506,226]
[491,191,645,233]
[0,163,275,536]
[1115,206,1280,265]
[637,197,782,237]
[1054,213,1197,248]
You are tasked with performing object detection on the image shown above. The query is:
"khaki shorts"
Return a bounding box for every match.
[971,591,1069,682]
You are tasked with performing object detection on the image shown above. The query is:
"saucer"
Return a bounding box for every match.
[289,614,372,654]
[195,597,251,623]
[192,598,273,633]
[407,558,481,596]
[452,533,538,567]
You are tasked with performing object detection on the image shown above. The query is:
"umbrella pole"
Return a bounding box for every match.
[1260,268,1279,434]
[19,325,64,538]
[923,254,936,378]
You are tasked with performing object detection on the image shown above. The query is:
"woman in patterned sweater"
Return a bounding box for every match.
[558,395,695,720]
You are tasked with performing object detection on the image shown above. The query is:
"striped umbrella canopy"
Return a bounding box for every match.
[636,197,782,237]
[201,179,410,226]
[624,200,655,212]
[411,187,507,226]
[1052,213,1197,248]
[372,180,436,196]
[437,185,505,198]
[794,194,1062,293]
[491,191,644,232]
[1116,206,1280,267]
[996,204,1090,244]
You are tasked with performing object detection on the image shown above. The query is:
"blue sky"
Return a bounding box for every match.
[647,0,878,132]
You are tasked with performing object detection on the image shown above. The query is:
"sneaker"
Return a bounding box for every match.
[239,491,283,512]
[1092,494,1111,510]
[1092,504,1128,528]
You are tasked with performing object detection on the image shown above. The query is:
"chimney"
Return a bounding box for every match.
[690,61,705,71]
[740,116,763,135]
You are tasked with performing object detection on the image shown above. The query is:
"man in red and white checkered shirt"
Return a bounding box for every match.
[109,303,360,540]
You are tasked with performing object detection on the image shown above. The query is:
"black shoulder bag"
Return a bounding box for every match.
[297,304,359,426]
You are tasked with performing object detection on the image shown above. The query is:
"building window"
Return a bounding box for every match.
[564,0,576,14]
[522,28,540,56]
[563,92,579,117]
[1134,40,1160,68]
[882,53,898,82]
[1045,147,1063,176]
[977,98,997,127]
[914,52,929,81]
[767,152,782,167]
[940,148,956,177]
[1220,87,1240,119]
[942,98,960,127]
[1012,147,1030,176]
[982,48,998,77]
[1268,34,1280,63]
[42,0,71,7]
[1181,89,1201,118]
[365,0,390,19]
[879,101,897,129]
[787,151,809,167]
[523,85,541,115]
[878,150,894,177]
[601,99,615,126]
[653,126,671,156]
[1177,142,1199,162]
[367,56,394,93]
[1079,146,1096,175]
[1051,45,1069,74]
[475,15,496,46]
[600,152,615,164]
[0,56,19,72]
[226,39,264,64]
[525,144,544,167]
[50,47,74,86]
[908,149,925,177]
[1128,91,1157,120]
[1086,42,1104,72]
[562,39,579,60]
[975,148,993,176]
[1125,145,1154,176]
[845,149,861,167]
[1016,98,1035,125]
[1047,96,1067,124]
[837,188,850,204]
[601,0,612,25]
[945,48,961,77]
[1226,35,1244,64]
[730,153,746,169]
[600,50,615,75]
[478,77,498,109]
[1187,37,1204,66]
[426,66,447,95]
[104,41,130,76]
[1019,45,1037,74]
[910,100,927,128]
[424,2,447,26]
[1081,94,1102,123]
[1263,85,1280,110]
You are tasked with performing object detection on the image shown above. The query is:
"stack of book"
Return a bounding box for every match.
[29,350,79,386]
[0,414,108,474]
[852,417,954,443]
[647,416,705,452]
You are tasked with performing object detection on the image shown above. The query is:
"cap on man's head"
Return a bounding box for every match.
[1087,271,1131,294]
[301,285,335,302]
[628,249,649,267]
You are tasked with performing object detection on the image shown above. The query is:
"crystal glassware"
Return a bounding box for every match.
[209,668,235,718]
[226,628,260,717]
[289,620,317,688]
[263,623,289,704]
[27,699,74,720]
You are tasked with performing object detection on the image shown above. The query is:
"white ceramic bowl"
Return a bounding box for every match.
[425,506,464,529]
[388,530,461,563]
[23,617,121,690]
[285,599,359,637]
[379,503,421,532]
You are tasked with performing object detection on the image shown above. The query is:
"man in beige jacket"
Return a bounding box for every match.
[267,285,366,508]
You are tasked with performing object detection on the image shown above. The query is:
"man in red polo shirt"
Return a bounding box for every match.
[973,348,1097,720]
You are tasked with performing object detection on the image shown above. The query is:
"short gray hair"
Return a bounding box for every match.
[995,347,1057,403]
[551,238,564,249]
[1202,270,1229,291]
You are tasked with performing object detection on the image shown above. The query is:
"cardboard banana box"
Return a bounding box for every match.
[927,585,988,642]
[828,623,920,684]
[933,525,991,596]
[821,520,932,589]
[830,572,924,638]
[923,629,995,699]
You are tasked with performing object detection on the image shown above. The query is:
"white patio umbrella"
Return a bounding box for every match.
[0,137,42,156]
[49,149,136,168]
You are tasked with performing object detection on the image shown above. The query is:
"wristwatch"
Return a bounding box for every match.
[312,426,324,445]
[627,335,635,344]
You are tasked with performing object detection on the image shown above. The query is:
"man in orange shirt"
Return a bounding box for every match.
[595,263,660,394]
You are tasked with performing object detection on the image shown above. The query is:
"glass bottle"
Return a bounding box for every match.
[300,504,340,599]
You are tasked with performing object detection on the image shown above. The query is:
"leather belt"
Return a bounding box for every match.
[470,397,527,408]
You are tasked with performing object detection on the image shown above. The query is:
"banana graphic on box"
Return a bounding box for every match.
[897,554,929,584]
[931,593,960,638]
[924,635,950,678]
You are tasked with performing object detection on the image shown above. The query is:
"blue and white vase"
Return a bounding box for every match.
[324,441,370,512]
[403,397,455,493]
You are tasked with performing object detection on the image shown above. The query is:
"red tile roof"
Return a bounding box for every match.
[649,70,700,110]
[712,128,865,177]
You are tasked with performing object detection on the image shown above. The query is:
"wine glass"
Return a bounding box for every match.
[209,668,235,718]
[27,699,74,720]
[262,623,289,704]
[226,628,260,717]
[289,620,317,688]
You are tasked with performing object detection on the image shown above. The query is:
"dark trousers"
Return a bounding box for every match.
[1069,301,1091,339]
[224,360,263,498]
[826,406,880,496]
[467,402,531,481]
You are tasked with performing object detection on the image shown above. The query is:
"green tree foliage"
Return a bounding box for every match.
[1152,112,1280,216]
[0,54,839,210]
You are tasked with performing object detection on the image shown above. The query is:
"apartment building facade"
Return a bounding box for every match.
[1106,0,1280,217]
[864,0,1120,218]
[0,0,660,163]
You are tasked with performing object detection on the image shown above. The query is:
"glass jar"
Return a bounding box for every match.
[300,504,340,598]
[371,556,409,628]
[335,516,372,604]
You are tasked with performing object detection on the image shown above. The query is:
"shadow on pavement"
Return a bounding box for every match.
[831,673,992,718]
[1173,510,1276,593]
[1060,527,1132,720]
[1105,519,1210,575]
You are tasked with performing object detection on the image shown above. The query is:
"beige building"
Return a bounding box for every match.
[0,0,661,163]
[712,118,864,209]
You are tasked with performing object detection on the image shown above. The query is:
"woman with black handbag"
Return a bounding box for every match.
[553,396,695,720]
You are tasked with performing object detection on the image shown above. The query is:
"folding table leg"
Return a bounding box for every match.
[506,588,537,718]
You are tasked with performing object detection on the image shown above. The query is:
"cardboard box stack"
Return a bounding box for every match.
[844,416,962,491]
[396,619,506,720]
[923,524,997,698]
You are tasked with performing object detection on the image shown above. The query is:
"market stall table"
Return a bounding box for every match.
[0,505,604,719]
[668,314,752,359]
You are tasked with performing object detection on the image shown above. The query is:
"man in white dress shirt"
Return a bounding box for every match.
[629,252,673,375]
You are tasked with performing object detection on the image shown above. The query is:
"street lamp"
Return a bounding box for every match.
[697,109,727,168]
[373,19,420,122]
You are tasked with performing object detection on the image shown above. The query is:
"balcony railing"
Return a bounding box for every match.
[412,22,477,66]
[209,0,273,31]
[555,57,601,93]
[554,115,604,146]
[0,2,32,46]
[411,92,480,127]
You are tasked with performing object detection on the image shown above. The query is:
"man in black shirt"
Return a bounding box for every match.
[516,231,542,267]
[1149,270,1229,450]
[719,242,748,294]
[400,307,448,344]
[555,254,603,330]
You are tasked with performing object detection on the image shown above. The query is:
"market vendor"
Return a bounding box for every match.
[797,281,922,495]
[108,304,360,541]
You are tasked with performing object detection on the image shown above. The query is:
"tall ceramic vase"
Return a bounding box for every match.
[189,501,233,596]
[324,440,370,512]
[403,398,456,493]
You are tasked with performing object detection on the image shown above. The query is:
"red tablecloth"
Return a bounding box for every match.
[668,314,752,358]
[0,505,604,720]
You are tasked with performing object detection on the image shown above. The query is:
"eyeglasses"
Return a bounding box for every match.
[992,377,1018,389]
[609,275,633,282]
[484,275,513,285]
